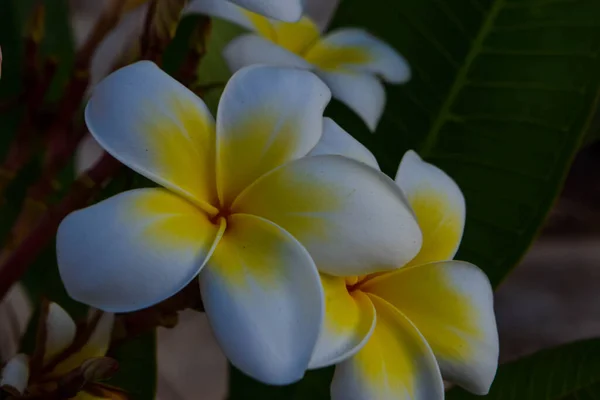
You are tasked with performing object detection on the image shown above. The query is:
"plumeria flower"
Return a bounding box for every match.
[305,126,499,399]
[56,62,423,385]
[186,0,410,131]
[0,302,120,399]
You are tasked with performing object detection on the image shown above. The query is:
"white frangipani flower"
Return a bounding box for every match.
[187,0,410,131]
[56,62,423,385]
[305,128,499,399]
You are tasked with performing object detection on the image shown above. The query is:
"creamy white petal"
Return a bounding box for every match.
[75,134,104,177]
[395,150,466,267]
[309,275,376,369]
[331,295,444,400]
[233,155,422,276]
[57,188,223,313]
[223,34,311,73]
[308,118,379,169]
[229,0,303,22]
[0,354,29,396]
[317,71,385,132]
[306,28,410,83]
[216,65,330,206]
[364,261,499,394]
[200,214,323,384]
[43,303,76,364]
[85,61,219,214]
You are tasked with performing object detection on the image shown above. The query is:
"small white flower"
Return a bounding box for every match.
[187,0,410,131]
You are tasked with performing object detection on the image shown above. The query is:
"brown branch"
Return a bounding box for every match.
[0,154,122,300]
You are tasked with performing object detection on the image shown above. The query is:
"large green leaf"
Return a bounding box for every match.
[327,0,600,287]
[447,339,600,399]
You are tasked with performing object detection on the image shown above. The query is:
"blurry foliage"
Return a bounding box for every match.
[447,338,600,399]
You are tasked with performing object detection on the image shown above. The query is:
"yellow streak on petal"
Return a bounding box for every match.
[242,10,276,41]
[304,42,371,72]
[363,264,481,362]
[133,189,216,250]
[207,215,286,287]
[404,188,463,267]
[272,17,320,55]
[140,95,218,210]
[349,295,426,397]
[231,163,342,242]
[322,274,367,335]
[218,113,302,207]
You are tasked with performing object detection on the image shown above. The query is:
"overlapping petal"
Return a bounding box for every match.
[308,118,379,170]
[185,0,275,37]
[271,16,321,54]
[305,29,411,83]
[43,303,76,363]
[199,214,323,385]
[330,295,444,400]
[57,189,222,312]
[318,71,385,131]
[362,261,499,394]
[224,34,311,72]
[228,0,303,22]
[233,155,422,276]
[309,274,376,369]
[216,65,330,206]
[85,61,218,214]
[395,150,466,267]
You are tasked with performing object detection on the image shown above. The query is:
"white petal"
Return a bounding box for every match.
[317,70,385,132]
[57,188,223,312]
[223,34,311,73]
[216,65,330,206]
[305,28,410,83]
[228,0,303,22]
[395,150,466,267]
[331,295,444,400]
[233,155,422,276]
[43,303,76,364]
[200,214,323,385]
[309,275,376,369]
[363,261,499,394]
[0,354,29,396]
[308,118,379,169]
[185,0,270,33]
[85,61,219,214]
[75,134,105,177]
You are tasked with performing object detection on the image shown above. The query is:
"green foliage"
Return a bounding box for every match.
[447,339,600,399]
[327,0,600,288]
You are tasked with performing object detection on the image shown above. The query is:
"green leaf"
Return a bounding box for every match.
[447,339,600,399]
[327,0,600,288]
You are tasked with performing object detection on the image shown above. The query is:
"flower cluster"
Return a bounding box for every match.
[0,302,120,399]
[54,59,499,398]
[187,0,410,131]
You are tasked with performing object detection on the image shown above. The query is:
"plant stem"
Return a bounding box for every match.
[0,154,121,300]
